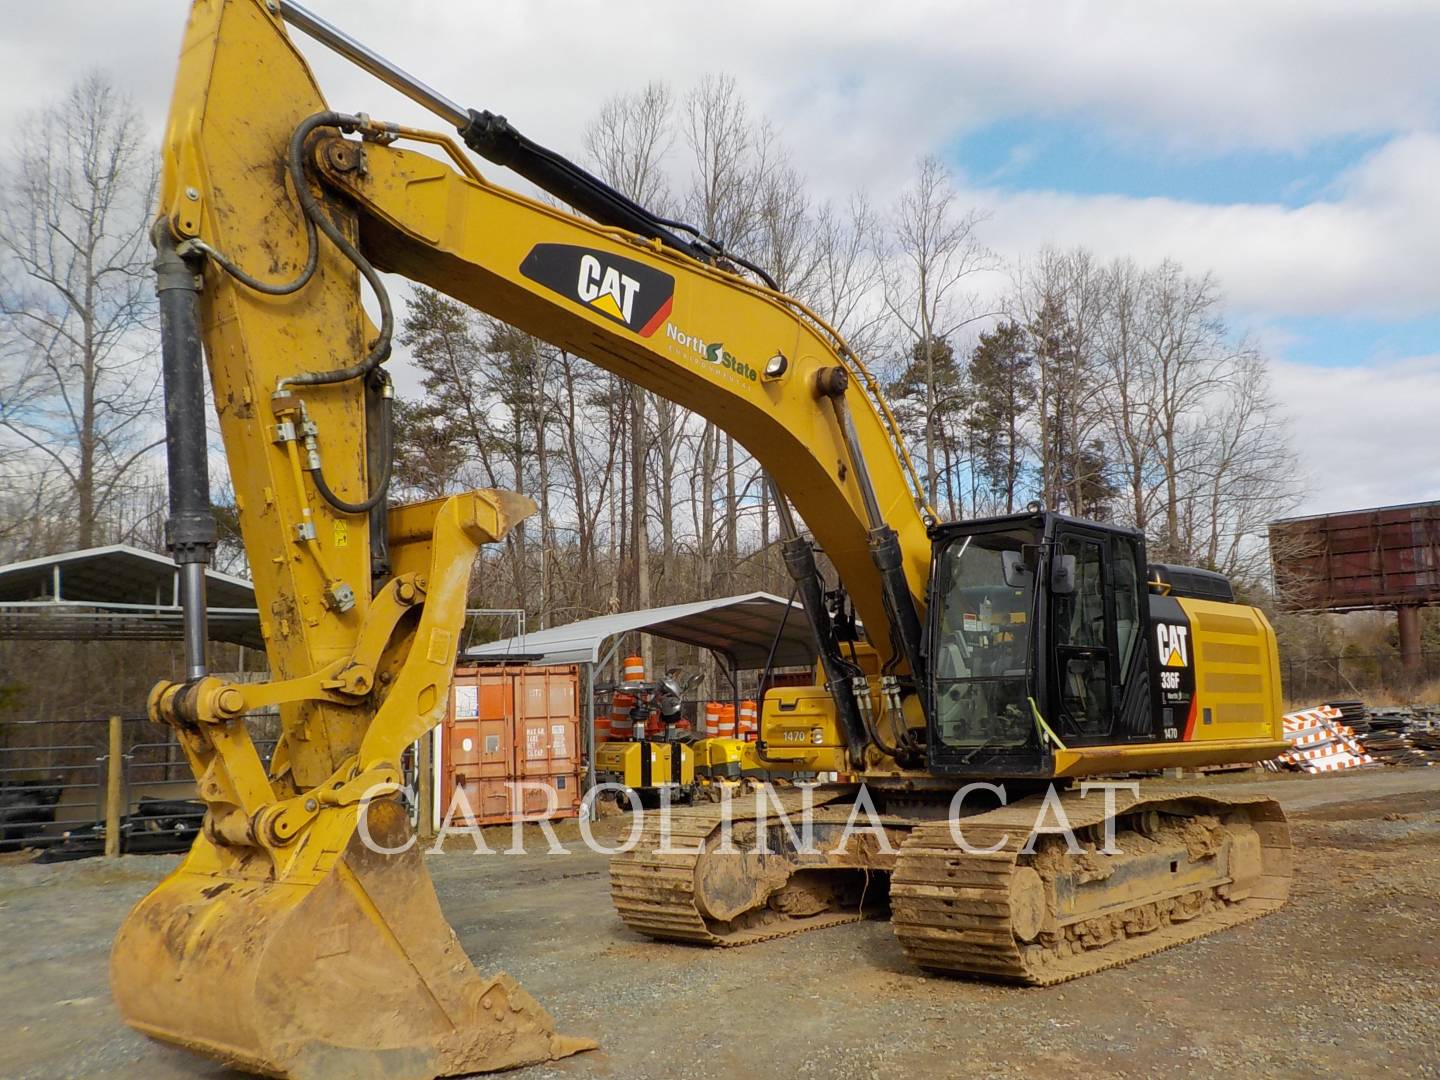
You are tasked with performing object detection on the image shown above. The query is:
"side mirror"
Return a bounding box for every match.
[1051,553,1077,596]
[1001,550,1032,589]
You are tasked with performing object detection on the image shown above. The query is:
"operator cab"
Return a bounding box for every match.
[924,510,1152,776]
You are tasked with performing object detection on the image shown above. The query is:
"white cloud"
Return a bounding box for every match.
[957,132,1440,321]
[1268,354,1440,515]
[2,1,1432,328]
[4,1,1439,172]
[1,0,1435,520]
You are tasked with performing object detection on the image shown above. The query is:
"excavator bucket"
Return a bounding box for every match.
[112,799,594,1079]
[109,490,595,1077]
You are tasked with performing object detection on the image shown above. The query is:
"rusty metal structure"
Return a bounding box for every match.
[1269,500,1440,673]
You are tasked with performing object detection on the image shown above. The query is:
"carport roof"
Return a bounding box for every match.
[464,591,817,671]
[0,544,261,648]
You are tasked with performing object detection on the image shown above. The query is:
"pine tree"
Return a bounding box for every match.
[1061,439,1119,520]
[887,335,969,518]
[965,320,1034,512]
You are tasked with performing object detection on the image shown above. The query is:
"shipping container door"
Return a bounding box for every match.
[447,674,512,824]
[546,671,580,814]
[470,672,515,822]
[515,670,580,815]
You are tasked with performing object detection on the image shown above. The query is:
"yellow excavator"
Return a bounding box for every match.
[114,2,1294,1077]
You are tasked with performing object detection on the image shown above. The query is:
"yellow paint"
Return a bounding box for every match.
[594,740,695,789]
[1179,597,1284,743]
[123,2,1292,1070]
[1052,739,1291,778]
[114,4,580,1074]
[319,139,933,671]
[587,291,625,320]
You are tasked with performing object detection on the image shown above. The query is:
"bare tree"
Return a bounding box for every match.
[680,75,777,591]
[682,74,773,255]
[1187,351,1301,580]
[755,160,821,298]
[812,193,888,357]
[883,155,994,508]
[1097,257,1155,529]
[584,83,679,632]
[553,352,622,618]
[0,72,160,550]
[584,82,674,209]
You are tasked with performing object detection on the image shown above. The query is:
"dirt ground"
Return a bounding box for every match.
[2,768,1437,1080]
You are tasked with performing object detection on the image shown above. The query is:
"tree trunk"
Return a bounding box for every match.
[724,434,737,592]
[630,388,651,663]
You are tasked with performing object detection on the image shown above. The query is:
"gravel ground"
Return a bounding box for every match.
[2,768,1437,1079]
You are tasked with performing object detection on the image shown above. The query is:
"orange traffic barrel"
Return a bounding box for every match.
[738,699,758,740]
[703,701,721,738]
[717,704,737,739]
[622,655,646,684]
[610,691,637,740]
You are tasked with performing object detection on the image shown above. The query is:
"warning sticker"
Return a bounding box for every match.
[551,723,568,757]
[453,685,478,719]
[963,614,983,632]
[526,727,547,759]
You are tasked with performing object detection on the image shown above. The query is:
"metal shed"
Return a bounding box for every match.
[464,591,819,789]
[0,544,261,648]
[465,591,816,670]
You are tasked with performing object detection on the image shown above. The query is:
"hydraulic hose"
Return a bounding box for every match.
[277,111,393,388]
[180,111,394,389]
[307,375,394,514]
[183,215,318,296]
[460,110,780,290]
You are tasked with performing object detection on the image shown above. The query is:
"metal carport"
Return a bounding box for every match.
[0,544,261,648]
[464,591,818,790]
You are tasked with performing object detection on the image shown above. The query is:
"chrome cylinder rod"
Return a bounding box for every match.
[278,0,469,129]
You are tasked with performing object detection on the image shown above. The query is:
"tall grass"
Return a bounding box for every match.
[1284,677,1440,713]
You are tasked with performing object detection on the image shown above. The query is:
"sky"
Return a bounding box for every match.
[2,0,1436,517]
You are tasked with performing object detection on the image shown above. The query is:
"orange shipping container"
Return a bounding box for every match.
[442,665,583,827]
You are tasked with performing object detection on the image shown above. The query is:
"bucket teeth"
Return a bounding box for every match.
[111,799,594,1079]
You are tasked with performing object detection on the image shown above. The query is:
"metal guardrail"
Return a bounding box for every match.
[0,716,112,851]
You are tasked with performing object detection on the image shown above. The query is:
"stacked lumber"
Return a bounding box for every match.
[1348,705,1440,767]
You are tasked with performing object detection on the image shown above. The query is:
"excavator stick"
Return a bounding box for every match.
[109,3,594,1074]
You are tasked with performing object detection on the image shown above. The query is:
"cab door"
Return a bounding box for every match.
[1049,530,1115,742]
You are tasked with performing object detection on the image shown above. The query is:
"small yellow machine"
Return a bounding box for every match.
[117,3,1293,1077]
[593,672,698,803]
[692,736,766,781]
[594,739,696,801]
